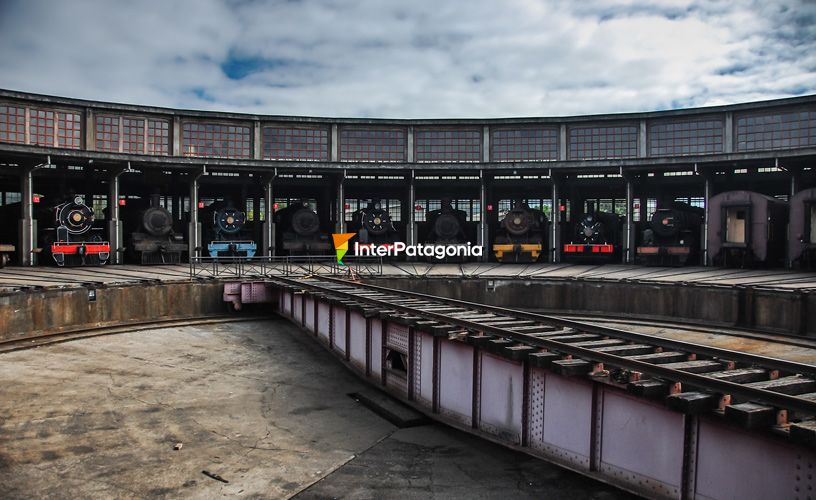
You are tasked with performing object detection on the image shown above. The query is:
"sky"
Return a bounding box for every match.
[0,0,813,119]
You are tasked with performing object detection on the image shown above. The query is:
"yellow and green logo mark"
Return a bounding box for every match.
[331,233,356,265]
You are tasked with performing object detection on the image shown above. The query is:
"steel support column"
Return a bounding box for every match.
[788,164,800,269]
[551,178,561,263]
[188,167,206,260]
[478,169,487,262]
[19,164,39,266]
[703,173,712,266]
[107,165,130,264]
[262,170,277,257]
[336,170,346,234]
[624,170,634,264]
[407,169,416,258]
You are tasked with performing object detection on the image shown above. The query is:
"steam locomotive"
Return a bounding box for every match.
[46,196,110,266]
[424,199,469,262]
[563,203,621,261]
[349,200,399,246]
[275,200,331,254]
[124,195,186,264]
[637,202,704,266]
[205,202,257,258]
[492,200,547,262]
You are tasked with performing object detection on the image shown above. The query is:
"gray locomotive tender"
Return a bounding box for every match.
[708,190,788,267]
[275,200,331,255]
[789,187,816,269]
[124,195,187,265]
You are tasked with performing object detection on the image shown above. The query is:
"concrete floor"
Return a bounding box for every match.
[0,319,633,499]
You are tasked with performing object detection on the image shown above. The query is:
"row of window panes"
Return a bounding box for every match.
[569,148,637,160]
[97,115,170,154]
[736,111,816,151]
[649,119,723,156]
[0,105,25,143]
[182,122,251,158]
[0,192,22,205]
[30,110,56,146]
[738,130,814,140]
[263,127,328,161]
[339,128,407,162]
[490,128,558,161]
[739,111,814,125]
[5,102,816,158]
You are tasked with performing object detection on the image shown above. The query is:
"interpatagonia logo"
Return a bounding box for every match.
[331,233,357,265]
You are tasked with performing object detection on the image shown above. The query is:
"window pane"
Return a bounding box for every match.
[182,122,251,158]
[649,118,723,156]
[568,124,637,160]
[415,128,481,162]
[264,126,329,161]
[491,128,558,162]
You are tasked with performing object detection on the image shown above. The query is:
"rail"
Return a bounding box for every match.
[272,275,816,420]
[188,255,383,278]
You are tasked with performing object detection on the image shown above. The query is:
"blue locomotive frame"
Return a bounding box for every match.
[207,240,257,258]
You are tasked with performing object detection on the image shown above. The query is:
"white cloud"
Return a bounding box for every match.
[0,0,812,118]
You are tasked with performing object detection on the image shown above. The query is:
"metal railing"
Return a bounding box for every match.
[189,255,383,279]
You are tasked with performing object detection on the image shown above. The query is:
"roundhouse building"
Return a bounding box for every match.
[0,89,813,266]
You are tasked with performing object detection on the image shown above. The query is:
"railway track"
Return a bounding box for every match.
[272,275,816,444]
[0,315,270,354]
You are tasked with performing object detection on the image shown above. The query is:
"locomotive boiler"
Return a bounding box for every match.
[492,199,547,263]
[708,190,787,268]
[205,202,257,258]
[275,200,331,255]
[45,196,110,266]
[563,203,621,261]
[424,198,470,263]
[637,202,704,266]
[350,200,399,247]
[124,195,186,264]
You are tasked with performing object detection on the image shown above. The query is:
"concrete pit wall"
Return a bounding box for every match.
[370,278,815,338]
[0,281,226,340]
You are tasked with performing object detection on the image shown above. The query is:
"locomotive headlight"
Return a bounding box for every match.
[71,212,83,223]
[226,215,235,225]
[374,217,382,225]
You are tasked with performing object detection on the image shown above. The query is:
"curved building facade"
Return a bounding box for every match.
[0,89,814,266]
